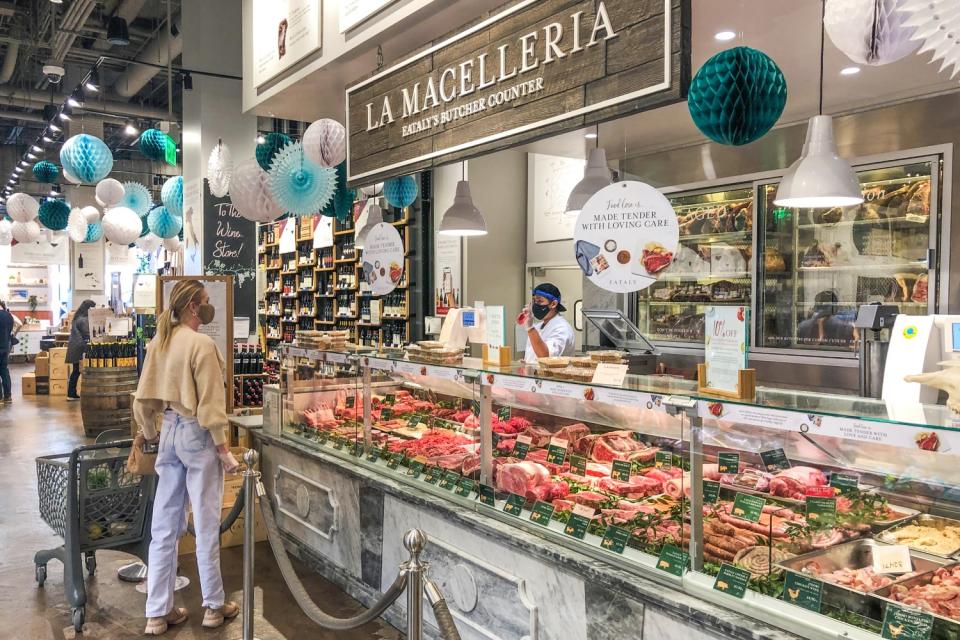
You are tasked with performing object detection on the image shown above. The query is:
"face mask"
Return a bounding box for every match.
[197,303,215,325]
[531,303,551,320]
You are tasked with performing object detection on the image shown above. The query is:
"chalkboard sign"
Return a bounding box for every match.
[203,180,256,334]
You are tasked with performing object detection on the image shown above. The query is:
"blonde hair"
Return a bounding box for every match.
[155,280,205,352]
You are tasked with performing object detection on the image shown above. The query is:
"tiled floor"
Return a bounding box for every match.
[0,361,400,639]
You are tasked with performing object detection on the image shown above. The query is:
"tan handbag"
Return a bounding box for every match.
[127,433,157,476]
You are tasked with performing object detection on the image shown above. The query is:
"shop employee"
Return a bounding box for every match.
[520,283,575,364]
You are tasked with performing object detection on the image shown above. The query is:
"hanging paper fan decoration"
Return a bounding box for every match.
[329,162,356,221]
[302,119,346,168]
[136,233,162,252]
[256,132,292,171]
[147,205,182,238]
[231,158,284,223]
[6,192,39,222]
[102,207,142,245]
[38,199,71,231]
[161,175,183,217]
[825,0,917,65]
[0,219,11,245]
[687,47,787,146]
[67,207,88,243]
[82,205,101,223]
[32,160,59,183]
[60,133,114,183]
[84,222,103,243]
[208,142,233,197]
[61,165,82,184]
[95,178,124,207]
[360,182,383,197]
[12,220,41,243]
[162,235,181,252]
[267,142,336,216]
[383,175,419,209]
[899,0,960,80]
[121,181,153,217]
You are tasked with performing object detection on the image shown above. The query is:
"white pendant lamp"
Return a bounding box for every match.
[355,200,383,250]
[439,166,487,236]
[565,143,612,213]
[775,2,863,209]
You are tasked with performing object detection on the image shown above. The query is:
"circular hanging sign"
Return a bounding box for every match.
[573,180,679,293]
[361,222,405,296]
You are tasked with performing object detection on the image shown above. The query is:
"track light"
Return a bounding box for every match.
[107,16,130,46]
[14,166,23,173]
[84,68,99,92]
[48,122,61,132]
[42,135,53,143]
[49,0,63,4]
[181,72,193,90]
[42,105,58,121]
[59,111,71,122]
[67,90,83,108]
[124,121,139,136]
[49,185,60,196]
[26,153,37,160]
[31,145,41,152]
[18,160,27,167]
[256,134,266,144]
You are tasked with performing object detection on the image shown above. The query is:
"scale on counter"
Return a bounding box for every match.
[582,309,658,375]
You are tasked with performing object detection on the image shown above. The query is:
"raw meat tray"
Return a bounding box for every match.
[876,514,960,559]
[873,563,960,637]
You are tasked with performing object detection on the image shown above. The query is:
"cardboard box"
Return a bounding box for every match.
[178,505,266,555]
[34,353,49,377]
[21,372,36,395]
[50,379,67,396]
[48,347,67,367]
[50,363,69,381]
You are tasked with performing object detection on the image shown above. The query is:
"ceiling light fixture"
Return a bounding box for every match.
[355,200,383,249]
[26,153,37,160]
[18,160,27,167]
[67,91,82,108]
[48,122,61,132]
[775,1,863,209]
[840,66,861,75]
[58,107,71,121]
[14,166,23,173]
[256,134,266,144]
[42,135,53,143]
[124,121,139,136]
[584,132,598,140]
[715,30,736,41]
[181,72,193,91]
[565,125,612,213]
[84,69,99,92]
[31,145,41,152]
[107,16,130,46]
[439,162,488,236]
[49,185,59,196]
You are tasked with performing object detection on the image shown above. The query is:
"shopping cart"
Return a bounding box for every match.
[34,440,155,632]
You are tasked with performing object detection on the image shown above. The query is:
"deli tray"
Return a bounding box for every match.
[874,565,960,639]
[876,514,960,559]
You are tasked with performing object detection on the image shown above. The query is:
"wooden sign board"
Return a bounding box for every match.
[345,0,689,185]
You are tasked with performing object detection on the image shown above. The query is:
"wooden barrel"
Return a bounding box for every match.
[80,366,139,438]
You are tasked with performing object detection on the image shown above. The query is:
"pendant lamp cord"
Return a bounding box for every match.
[461,161,464,181]
[818,0,825,116]
[595,123,599,149]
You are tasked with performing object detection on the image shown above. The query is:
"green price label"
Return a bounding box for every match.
[529,501,555,527]
[513,440,530,460]
[345,396,355,408]
[830,472,860,494]
[806,496,837,528]
[569,454,587,476]
[455,477,475,498]
[546,443,567,466]
[352,441,364,457]
[406,459,425,478]
[731,492,766,523]
[387,452,405,470]
[703,480,721,504]
[423,466,441,484]
[503,493,525,516]
[656,544,688,577]
[478,484,496,507]
[332,436,344,450]
[366,446,382,463]
[717,452,740,475]
[783,571,823,613]
[407,414,422,428]
[317,431,330,445]
[760,448,791,472]
[601,525,630,554]
[439,470,460,490]
[713,563,751,599]
[882,603,934,640]
[564,513,591,540]
[385,393,396,405]
[380,407,393,421]
[611,460,632,481]
[654,451,673,469]
[497,406,511,421]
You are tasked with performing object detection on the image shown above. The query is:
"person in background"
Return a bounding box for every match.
[65,300,95,401]
[0,300,21,403]
[796,289,859,349]
[518,283,576,364]
[133,280,240,635]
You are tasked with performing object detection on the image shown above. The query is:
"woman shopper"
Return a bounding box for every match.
[0,300,20,403]
[133,280,240,635]
[65,299,95,400]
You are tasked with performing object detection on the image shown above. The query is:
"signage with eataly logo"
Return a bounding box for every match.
[345,0,689,185]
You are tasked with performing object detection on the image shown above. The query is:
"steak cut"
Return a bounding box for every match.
[554,423,591,448]
[495,461,550,496]
[578,430,659,463]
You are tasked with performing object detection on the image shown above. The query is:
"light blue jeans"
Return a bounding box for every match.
[146,410,225,617]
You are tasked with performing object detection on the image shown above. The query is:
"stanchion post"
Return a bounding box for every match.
[402,529,428,640]
[242,449,260,640]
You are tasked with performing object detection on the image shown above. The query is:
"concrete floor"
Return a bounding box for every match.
[0,362,401,640]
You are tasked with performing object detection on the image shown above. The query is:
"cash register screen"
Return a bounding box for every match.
[952,323,960,351]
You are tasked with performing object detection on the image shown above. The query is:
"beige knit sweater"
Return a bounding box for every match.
[133,325,229,446]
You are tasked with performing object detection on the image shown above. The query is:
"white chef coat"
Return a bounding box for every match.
[523,314,576,363]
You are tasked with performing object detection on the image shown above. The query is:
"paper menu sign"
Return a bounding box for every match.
[873,545,913,574]
[704,305,748,394]
[278,219,296,254]
[485,305,505,361]
[132,274,158,310]
[591,363,628,387]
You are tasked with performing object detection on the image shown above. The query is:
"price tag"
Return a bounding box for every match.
[503,493,525,516]
[656,544,688,577]
[407,414,422,428]
[366,446,382,463]
[406,458,425,478]
[654,451,673,469]
[873,545,913,575]
[713,563,751,599]
[514,435,532,460]
[497,406,512,422]
[439,470,460,490]
[611,460,632,481]
[703,480,721,504]
[352,441,364,457]
[569,454,587,476]
[385,393,396,405]
[805,496,837,528]
[380,407,393,421]
[345,396,356,408]
[478,484,496,507]
[731,493,765,524]
[387,452,405,470]
[760,448,791,472]
[546,438,568,465]
[564,513,591,540]
[601,525,630,554]
[529,501,555,526]
[881,603,934,640]
[591,363,628,386]
[456,477,475,497]
[423,465,441,484]
[830,472,860,494]
[783,571,823,613]
[717,452,740,474]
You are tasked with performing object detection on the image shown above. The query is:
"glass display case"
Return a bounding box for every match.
[636,184,754,345]
[758,156,939,352]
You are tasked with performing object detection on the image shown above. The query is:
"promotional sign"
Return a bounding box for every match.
[573,181,679,294]
[132,274,158,310]
[485,305,506,361]
[203,182,257,329]
[12,237,68,265]
[704,305,748,393]
[340,0,396,32]
[360,222,404,296]
[345,0,689,184]
[278,218,296,254]
[252,0,321,87]
[75,241,105,290]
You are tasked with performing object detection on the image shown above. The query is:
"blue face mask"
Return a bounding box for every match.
[532,303,551,320]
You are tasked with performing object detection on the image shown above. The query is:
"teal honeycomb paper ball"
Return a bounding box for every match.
[139,129,177,165]
[38,199,70,231]
[140,213,150,237]
[383,175,418,209]
[257,132,292,171]
[60,134,114,183]
[121,181,153,217]
[267,142,336,216]
[688,46,787,146]
[84,222,103,243]
[147,205,182,238]
[32,161,59,184]
[161,176,183,217]
[330,162,356,221]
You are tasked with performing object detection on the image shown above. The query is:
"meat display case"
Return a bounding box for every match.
[275,344,960,639]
